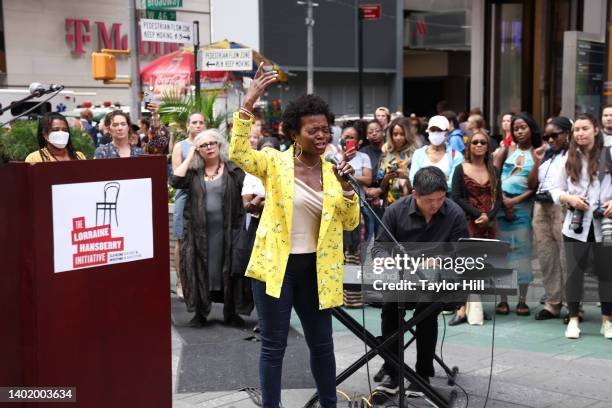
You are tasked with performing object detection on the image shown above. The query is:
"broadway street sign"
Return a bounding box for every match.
[145,0,182,9]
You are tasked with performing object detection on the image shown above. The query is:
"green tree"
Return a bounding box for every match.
[158,89,225,143]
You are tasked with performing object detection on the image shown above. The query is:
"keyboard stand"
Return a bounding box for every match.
[304,303,458,408]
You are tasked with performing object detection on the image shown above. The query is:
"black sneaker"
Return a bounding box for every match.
[375,374,398,394]
[189,314,207,327]
[373,365,388,382]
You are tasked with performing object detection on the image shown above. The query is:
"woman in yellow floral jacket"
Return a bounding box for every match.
[229,65,359,408]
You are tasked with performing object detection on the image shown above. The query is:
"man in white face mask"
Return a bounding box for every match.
[409,115,464,191]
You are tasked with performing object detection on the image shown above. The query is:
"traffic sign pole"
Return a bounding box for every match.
[193,21,200,105]
[129,0,142,122]
[358,7,363,119]
[357,4,380,119]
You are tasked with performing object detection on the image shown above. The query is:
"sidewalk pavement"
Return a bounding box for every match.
[171,295,612,408]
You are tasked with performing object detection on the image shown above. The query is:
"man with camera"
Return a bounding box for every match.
[527,116,570,320]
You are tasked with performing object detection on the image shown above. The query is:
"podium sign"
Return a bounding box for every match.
[52,178,153,272]
[0,157,171,407]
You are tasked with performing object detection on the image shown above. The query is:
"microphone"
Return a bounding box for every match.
[29,82,64,96]
[324,152,360,192]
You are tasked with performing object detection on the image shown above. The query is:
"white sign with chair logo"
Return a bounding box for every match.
[51,178,153,273]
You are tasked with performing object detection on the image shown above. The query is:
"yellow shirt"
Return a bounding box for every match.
[25,148,86,163]
[229,112,360,309]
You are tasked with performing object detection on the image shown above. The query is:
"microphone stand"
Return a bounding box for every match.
[338,173,436,408]
[0,91,45,115]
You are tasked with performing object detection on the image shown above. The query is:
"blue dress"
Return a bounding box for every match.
[496,148,535,285]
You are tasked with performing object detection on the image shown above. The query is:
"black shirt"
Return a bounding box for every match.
[374,195,469,245]
[360,144,382,175]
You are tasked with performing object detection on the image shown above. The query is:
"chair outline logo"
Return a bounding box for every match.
[96,182,120,227]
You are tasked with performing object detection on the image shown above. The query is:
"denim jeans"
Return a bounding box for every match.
[251,253,337,408]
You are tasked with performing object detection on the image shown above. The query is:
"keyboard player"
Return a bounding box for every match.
[372,166,469,394]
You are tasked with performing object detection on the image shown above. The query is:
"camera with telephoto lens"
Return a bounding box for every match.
[593,205,612,244]
[534,191,553,203]
[568,205,586,234]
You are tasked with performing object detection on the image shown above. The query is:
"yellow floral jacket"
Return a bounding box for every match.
[229,112,360,309]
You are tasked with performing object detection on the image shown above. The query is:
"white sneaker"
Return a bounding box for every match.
[600,321,612,339]
[565,319,581,339]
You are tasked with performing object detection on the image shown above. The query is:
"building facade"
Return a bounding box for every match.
[255,0,612,129]
[0,0,211,105]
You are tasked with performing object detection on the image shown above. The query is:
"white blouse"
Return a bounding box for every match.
[550,147,612,242]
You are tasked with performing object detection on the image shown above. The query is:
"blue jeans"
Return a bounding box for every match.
[251,253,337,408]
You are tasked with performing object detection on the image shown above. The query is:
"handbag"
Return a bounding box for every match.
[465,296,484,326]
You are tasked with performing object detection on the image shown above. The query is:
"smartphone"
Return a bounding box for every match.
[345,139,357,152]
[143,88,154,105]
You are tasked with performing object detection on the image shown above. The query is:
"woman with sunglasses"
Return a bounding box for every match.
[528,117,571,320]
[449,131,502,325]
[170,129,252,327]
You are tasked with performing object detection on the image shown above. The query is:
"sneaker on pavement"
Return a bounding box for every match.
[565,319,581,339]
[601,321,612,339]
[373,365,388,382]
[374,374,398,394]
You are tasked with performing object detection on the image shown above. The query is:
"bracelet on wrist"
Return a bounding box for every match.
[342,189,356,197]
[239,107,254,119]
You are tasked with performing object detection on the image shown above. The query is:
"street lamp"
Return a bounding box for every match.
[297,0,318,94]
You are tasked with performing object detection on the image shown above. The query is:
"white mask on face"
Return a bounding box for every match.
[428,131,446,146]
[48,131,70,149]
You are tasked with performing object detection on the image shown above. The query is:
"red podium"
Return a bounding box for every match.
[0,156,171,407]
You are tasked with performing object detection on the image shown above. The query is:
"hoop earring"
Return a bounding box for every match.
[294,142,303,158]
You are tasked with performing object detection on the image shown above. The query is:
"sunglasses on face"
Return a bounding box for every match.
[543,132,563,141]
[471,139,488,146]
[198,141,218,149]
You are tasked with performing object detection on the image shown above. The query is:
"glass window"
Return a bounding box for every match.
[494,3,523,119]
[604,1,612,105]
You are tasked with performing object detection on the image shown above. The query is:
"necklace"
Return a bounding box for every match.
[45,147,67,162]
[204,161,222,180]
[295,155,321,170]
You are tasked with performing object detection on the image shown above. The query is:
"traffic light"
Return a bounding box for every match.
[91,52,116,81]
[91,49,131,85]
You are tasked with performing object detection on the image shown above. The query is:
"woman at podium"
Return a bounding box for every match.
[229,64,359,408]
[170,129,252,327]
[25,112,86,162]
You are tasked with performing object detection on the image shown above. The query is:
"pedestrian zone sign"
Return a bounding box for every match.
[201,48,253,71]
[140,19,193,44]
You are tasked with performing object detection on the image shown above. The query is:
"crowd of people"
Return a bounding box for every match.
[23,68,612,406]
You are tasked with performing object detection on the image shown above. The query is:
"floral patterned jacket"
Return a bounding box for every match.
[229,112,360,309]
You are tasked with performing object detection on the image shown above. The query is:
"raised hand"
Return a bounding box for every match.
[533,144,547,162]
[242,62,279,114]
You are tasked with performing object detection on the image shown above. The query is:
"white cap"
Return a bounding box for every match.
[427,115,450,132]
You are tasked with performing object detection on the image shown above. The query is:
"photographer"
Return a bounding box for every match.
[550,113,612,339]
[527,117,570,320]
